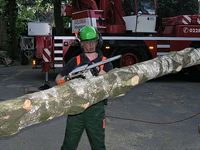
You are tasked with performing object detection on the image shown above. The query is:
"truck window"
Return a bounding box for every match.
[137,0,155,15]
[122,0,135,16]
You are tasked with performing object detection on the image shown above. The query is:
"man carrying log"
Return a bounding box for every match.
[55,26,113,150]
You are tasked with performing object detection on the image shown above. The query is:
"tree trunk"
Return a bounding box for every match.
[0,48,200,137]
[5,0,18,59]
[53,0,64,35]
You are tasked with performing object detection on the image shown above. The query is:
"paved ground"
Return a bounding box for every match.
[0,64,200,150]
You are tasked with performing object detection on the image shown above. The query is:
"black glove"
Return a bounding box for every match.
[90,66,100,76]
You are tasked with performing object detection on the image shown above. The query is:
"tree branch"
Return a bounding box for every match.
[0,48,199,137]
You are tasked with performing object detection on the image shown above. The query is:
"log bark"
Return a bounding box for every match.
[0,48,200,137]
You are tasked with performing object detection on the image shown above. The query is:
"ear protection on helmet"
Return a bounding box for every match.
[96,30,103,51]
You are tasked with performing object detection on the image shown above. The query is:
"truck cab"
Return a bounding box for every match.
[122,0,157,33]
[71,0,157,34]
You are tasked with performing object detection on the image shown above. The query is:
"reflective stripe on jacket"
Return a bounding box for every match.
[76,55,107,71]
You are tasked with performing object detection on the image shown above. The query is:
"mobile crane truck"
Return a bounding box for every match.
[22,0,200,80]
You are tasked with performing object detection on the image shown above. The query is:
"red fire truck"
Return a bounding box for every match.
[24,0,200,73]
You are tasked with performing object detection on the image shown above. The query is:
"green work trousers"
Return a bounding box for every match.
[61,101,106,150]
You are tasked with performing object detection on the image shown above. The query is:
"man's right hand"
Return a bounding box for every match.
[55,74,66,85]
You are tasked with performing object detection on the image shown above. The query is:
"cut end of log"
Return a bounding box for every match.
[3,115,10,120]
[116,94,125,97]
[81,102,90,109]
[176,66,182,72]
[131,75,139,86]
[23,99,32,111]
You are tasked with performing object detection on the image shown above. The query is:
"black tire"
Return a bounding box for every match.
[190,42,200,48]
[112,47,150,68]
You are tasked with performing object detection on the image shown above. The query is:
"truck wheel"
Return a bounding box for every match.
[112,48,149,68]
[190,42,200,48]
[120,53,138,67]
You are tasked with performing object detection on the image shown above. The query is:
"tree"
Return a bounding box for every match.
[4,0,18,59]
[0,0,7,51]
[53,0,64,35]
[175,0,199,15]
[0,47,199,137]
[156,0,199,30]
[0,0,6,15]
[17,0,54,34]
[157,0,199,18]
[1,0,54,59]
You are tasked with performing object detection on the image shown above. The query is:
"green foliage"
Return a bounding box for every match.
[4,0,18,59]
[156,0,199,30]
[0,0,6,16]
[16,5,36,34]
[16,0,54,34]
[157,0,199,18]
